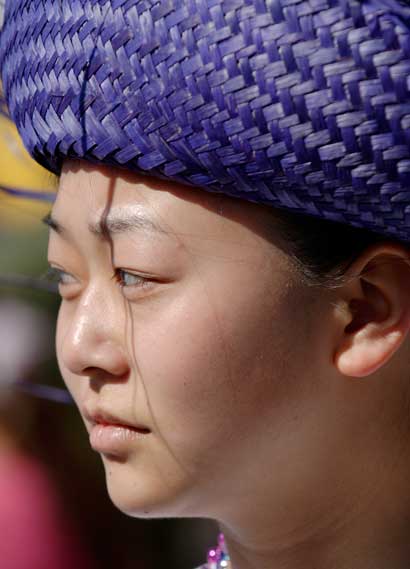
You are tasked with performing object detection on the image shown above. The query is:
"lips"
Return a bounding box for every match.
[83,407,151,434]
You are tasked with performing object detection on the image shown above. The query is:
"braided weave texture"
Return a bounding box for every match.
[2,0,410,241]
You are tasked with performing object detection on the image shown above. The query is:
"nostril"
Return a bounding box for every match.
[88,368,130,391]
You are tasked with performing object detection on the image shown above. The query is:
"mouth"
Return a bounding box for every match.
[93,418,151,434]
[83,410,151,456]
[90,423,150,456]
[83,407,150,431]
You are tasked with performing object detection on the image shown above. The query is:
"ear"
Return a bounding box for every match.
[334,243,410,378]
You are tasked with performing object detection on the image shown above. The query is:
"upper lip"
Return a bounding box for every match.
[83,407,151,433]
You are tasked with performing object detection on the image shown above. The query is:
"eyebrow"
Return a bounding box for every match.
[42,210,165,239]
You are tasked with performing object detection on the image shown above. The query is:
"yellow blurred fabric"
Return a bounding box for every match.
[0,84,56,229]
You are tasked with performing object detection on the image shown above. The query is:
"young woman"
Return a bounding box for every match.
[2,1,410,568]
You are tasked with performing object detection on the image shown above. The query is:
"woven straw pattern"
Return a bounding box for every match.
[2,0,410,241]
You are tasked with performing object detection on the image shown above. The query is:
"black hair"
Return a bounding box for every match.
[265,207,402,288]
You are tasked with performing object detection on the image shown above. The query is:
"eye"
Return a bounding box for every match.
[43,266,76,287]
[42,266,153,297]
[112,269,151,290]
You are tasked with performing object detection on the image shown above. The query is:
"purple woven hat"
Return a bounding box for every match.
[2,0,410,242]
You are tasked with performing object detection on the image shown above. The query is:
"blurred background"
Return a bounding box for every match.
[0,3,217,568]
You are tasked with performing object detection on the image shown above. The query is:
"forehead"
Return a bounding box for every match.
[51,161,236,237]
[49,160,288,267]
[54,161,172,214]
[51,161,211,237]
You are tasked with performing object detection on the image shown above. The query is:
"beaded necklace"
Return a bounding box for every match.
[206,533,231,569]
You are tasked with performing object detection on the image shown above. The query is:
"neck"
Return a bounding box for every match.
[216,479,410,569]
[219,520,410,569]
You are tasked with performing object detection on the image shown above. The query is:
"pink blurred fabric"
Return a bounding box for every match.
[0,450,96,569]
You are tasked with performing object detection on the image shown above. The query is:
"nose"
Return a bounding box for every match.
[58,285,130,379]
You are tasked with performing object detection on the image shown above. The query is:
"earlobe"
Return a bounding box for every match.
[333,247,410,379]
[335,326,406,378]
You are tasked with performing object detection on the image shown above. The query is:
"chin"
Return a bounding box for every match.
[101,455,195,519]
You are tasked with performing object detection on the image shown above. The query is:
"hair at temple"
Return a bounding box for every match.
[264,205,402,288]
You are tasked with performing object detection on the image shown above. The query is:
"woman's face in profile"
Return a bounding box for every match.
[48,159,326,521]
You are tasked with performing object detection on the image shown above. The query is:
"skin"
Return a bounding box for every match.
[48,159,410,569]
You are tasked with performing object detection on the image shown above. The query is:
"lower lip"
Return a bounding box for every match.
[90,423,150,455]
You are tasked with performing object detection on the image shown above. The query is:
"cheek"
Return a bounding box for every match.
[128,295,233,444]
[128,275,304,471]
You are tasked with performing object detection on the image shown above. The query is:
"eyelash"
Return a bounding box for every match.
[111,269,149,290]
[43,267,71,286]
[44,267,150,291]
